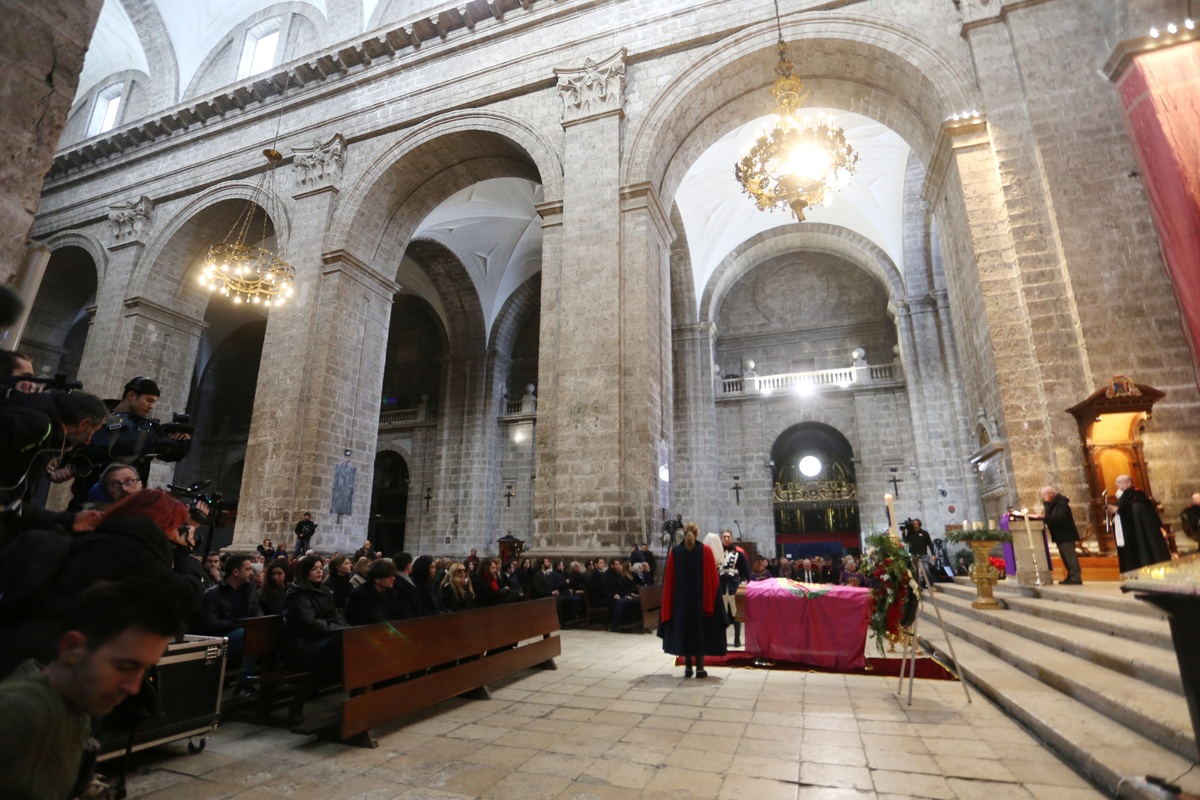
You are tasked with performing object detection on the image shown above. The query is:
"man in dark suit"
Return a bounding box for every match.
[392,552,426,617]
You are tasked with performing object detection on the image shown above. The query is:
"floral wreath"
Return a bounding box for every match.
[861,533,919,654]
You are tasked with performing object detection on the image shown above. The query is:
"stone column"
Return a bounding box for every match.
[535,50,671,554]
[672,321,721,527]
[235,155,398,554]
[2,243,49,348]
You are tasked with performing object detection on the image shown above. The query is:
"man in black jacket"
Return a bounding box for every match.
[294,512,316,558]
[392,552,426,617]
[345,559,408,625]
[1039,486,1083,584]
[198,553,262,695]
[0,390,108,535]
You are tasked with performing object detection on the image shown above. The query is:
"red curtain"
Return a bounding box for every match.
[1115,43,1200,386]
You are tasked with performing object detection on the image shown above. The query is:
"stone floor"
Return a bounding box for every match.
[116,629,1107,800]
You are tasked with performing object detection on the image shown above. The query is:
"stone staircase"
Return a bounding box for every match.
[915,579,1200,799]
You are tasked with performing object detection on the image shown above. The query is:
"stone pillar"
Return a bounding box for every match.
[2,243,50,348]
[535,49,670,554]
[0,0,103,282]
[1109,39,1200,384]
[672,321,721,528]
[235,162,397,554]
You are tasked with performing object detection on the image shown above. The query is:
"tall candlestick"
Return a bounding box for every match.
[1020,508,1035,549]
[885,493,899,541]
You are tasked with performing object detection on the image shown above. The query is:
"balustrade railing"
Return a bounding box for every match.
[379,407,436,426]
[720,361,903,397]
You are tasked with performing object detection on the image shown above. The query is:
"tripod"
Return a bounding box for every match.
[896,558,971,705]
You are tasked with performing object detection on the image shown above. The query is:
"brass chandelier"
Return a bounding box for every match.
[198,147,295,307]
[734,4,859,221]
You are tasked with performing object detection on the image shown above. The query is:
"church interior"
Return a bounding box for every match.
[4,0,1200,796]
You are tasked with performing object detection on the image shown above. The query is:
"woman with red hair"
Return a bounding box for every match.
[1,489,203,672]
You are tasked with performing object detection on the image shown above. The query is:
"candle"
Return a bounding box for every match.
[1020,508,1035,549]
[963,519,969,531]
[885,494,899,541]
[988,518,996,531]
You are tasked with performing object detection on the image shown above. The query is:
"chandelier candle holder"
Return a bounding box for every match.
[735,22,859,221]
[198,147,296,308]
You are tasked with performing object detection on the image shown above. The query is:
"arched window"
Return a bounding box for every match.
[237,19,281,79]
[87,84,123,136]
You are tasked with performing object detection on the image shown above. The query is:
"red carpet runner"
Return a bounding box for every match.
[674,652,958,681]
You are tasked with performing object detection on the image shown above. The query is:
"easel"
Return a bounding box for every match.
[896,558,971,705]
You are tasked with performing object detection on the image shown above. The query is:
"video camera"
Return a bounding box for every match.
[0,371,83,398]
[70,410,195,480]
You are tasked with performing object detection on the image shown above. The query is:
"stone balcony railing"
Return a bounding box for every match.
[379,407,438,427]
[720,361,904,397]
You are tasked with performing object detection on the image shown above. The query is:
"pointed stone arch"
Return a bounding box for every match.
[404,238,486,357]
[118,0,180,107]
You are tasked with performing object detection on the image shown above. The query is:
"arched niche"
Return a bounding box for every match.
[770,422,860,559]
[369,449,409,556]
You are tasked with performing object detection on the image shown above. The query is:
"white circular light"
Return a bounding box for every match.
[799,456,822,477]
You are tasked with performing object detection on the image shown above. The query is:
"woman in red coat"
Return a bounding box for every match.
[657,522,727,677]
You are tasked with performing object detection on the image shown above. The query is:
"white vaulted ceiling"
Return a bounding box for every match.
[675,110,910,318]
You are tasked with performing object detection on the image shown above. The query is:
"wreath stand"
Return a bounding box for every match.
[896,558,971,706]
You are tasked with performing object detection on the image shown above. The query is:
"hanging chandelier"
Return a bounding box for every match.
[198,147,295,307]
[734,6,858,221]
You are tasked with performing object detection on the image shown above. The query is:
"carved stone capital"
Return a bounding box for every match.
[958,0,1002,26]
[554,49,626,126]
[291,133,347,188]
[107,195,154,243]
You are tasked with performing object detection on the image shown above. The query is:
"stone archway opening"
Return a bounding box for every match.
[369,450,409,557]
[770,422,860,561]
[21,245,98,380]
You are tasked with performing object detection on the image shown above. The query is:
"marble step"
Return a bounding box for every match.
[939,581,1174,650]
[952,576,1170,621]
[917,620,1200,800]
[917,595,1197,762]
[921,587,1183,695]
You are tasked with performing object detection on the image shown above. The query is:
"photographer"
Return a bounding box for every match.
[901,518,935,586]
[0,389,109,536]
[59,377,193,510]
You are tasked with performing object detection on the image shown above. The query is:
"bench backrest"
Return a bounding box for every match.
[341,597,559,691]
[242,615,283,659]
[638,583,663,611]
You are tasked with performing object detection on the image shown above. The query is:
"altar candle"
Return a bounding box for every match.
[988,518,996,531]
[974,521,984,531]
[885,493,899,541]
[963,519,969,531]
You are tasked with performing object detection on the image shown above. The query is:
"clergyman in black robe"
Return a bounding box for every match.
[1108,475,1171,573]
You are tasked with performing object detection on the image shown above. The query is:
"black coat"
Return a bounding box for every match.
[198,580,263,635]
[0,394,77,532]
[531,570,555,599]
[393,574,426,616]
[258,586,288,617]
[1042,494,1080,543]
[441,582,476,612]
[1115,488,1171,572]
[282,580,347,667]
[657,543,727,657]
[324,573,353,609]
[344,583,409,626]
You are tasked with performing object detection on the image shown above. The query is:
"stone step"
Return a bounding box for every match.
[951,576,1169,621]
[941,581,1174,649]
[917,620,1200,800]
[917,596,1197,761]
[922,587,1183,695]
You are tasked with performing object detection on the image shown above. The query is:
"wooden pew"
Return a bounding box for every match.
[324,597,561,745]
[240,615,316,726]
[638,583,664,633]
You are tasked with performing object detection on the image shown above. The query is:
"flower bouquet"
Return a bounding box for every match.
[861,533,920,654]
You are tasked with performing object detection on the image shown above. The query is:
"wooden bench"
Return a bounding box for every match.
[638,584,664,633]
[240,615,316,726]
[310,597,561,745]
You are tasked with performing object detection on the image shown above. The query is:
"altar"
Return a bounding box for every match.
[743,578,871,670]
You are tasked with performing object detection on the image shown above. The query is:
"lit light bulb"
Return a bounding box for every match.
[1186,19,1195,29]
[1150,27,1160,37]
[782,139,832,183]
[1167,23,1178,33]
[821,192,834,207]
[234,296,241,303]
[285,287,294,297]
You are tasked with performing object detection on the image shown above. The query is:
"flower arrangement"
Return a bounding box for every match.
[945,528,1012,543]
[861,533,919,654]
[989,555,1007,579]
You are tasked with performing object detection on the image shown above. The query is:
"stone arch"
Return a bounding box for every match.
[118,0,180,108]
[700,224,904,325]
[624,12,978,204]
[325,110,564,279]
[132,181,292,314]
[490,273,541,357]
[404,239,487,357]
[43,231,109,284]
